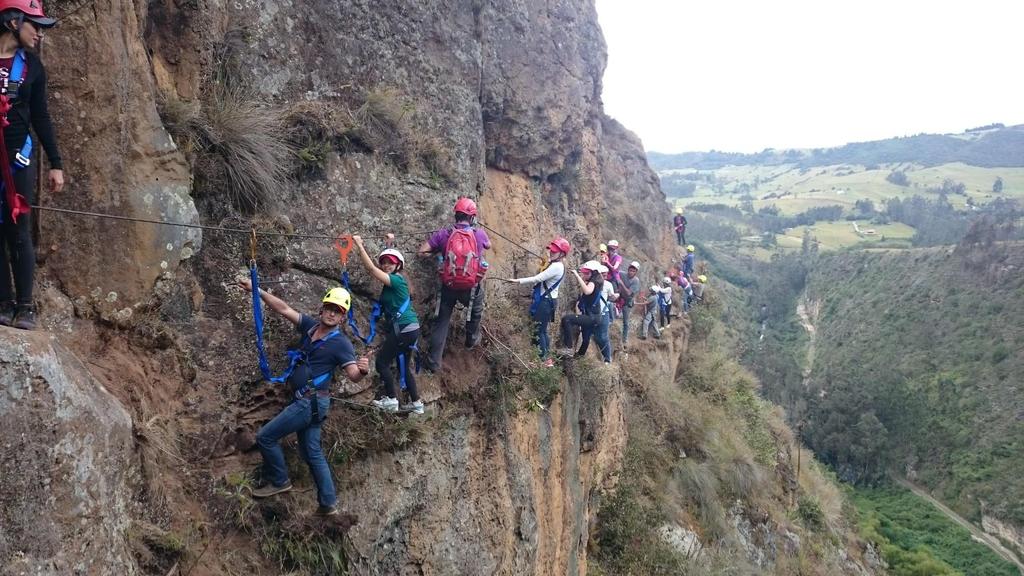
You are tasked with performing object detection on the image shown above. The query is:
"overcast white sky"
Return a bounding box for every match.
[596,0,1024,154]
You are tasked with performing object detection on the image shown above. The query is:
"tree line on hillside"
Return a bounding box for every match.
[687,195,1023,248]
[648,125,1024,171]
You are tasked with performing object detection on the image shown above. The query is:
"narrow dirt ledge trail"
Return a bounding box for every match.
[896,478,1024,574]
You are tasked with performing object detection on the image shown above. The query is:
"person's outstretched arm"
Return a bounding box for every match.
[238,278,301,325]
[353,235,392,286]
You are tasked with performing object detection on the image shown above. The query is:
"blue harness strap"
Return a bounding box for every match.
[341,270,382,345]
[0,50,31,225]
[530,273,562,317]
[8,50,30,170]
[250,264,273,380]
[250,263,339,392]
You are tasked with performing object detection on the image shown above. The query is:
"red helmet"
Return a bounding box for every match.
[0,0,56,27]
[453,197,478,217]
[547,237,571,255]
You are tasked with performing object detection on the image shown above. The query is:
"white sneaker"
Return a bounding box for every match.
[371,397,399,412]
[401,400,425,415]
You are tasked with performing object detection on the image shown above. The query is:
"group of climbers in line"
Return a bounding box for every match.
[242,198,708,512]
[237,198,490,514]
[0,0,64,331]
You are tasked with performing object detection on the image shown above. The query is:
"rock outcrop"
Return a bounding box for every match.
[0,329,136,575]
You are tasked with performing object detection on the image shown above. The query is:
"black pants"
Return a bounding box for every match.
[0,167,35,306]
[376,327,420,401]
[676,229,686,245]
[560,313,609,359]
[659,303,672,327]
[429,283,484,369]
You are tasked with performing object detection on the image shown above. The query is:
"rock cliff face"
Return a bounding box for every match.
[2,0,679,574]
[0,329,136,575]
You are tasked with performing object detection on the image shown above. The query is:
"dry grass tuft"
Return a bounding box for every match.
[160,87,294,213]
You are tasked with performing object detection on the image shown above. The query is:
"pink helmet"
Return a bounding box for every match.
[547,237,571,255]
[0,0,56,27]
[453,197,478,217]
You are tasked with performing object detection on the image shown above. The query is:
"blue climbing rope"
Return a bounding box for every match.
[250,263,273,380]
[341,270,382,345]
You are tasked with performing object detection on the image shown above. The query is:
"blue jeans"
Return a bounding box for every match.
[532,297,556,358]
[596,313,612,362]
[257,396,336,507]
[621,304,632,343]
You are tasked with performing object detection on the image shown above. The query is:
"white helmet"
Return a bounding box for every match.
[597,264,609,274]
[581,260,602,272]
[628,260,640,270]
[662,276,672,285]
[607,239,620,248]
[378,248,406,271]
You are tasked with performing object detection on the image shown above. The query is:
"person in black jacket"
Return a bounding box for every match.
[0,0,63,330]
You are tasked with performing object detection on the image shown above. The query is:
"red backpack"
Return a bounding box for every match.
[441,226,480,290]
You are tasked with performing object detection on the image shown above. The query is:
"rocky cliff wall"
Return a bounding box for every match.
[0,329,136,575]
[3,0,678,574]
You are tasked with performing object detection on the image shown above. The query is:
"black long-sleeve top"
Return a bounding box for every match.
[2,50,61,169]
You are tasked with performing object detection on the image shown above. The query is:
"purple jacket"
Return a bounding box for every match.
[427,223,491,253]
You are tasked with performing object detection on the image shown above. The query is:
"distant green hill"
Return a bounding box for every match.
[650,124,1024,170]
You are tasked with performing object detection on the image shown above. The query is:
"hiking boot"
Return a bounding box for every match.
[371,396,399,412]
[400,399,425,415]
[465,331,482,350]
[251,481,292,498]
[542,358,555,368]
[315,505,339,517]
[13,306,36,331]
[0,301,14,326]
[420,356,439,374]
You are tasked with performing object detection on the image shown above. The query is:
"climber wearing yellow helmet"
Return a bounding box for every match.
[237,277,370,516]
[693,274,708,303]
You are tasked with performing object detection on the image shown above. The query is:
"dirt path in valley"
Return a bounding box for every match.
[897,478,1024,574]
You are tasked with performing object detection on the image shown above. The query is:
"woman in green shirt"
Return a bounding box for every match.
[353,235,423,414]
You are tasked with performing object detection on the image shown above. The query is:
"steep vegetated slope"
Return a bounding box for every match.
[0,1,880,575]
[588,297,882,576]
[798,241,1024,557]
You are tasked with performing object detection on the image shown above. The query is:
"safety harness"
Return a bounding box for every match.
[339,268,418,390]
[529,267,563,318]
[0,49,32,224]
[250,263,341,397]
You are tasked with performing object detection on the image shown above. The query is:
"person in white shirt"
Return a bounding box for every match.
[504,237,571,367]
[596,265,618,362]
[655,277,673,328]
